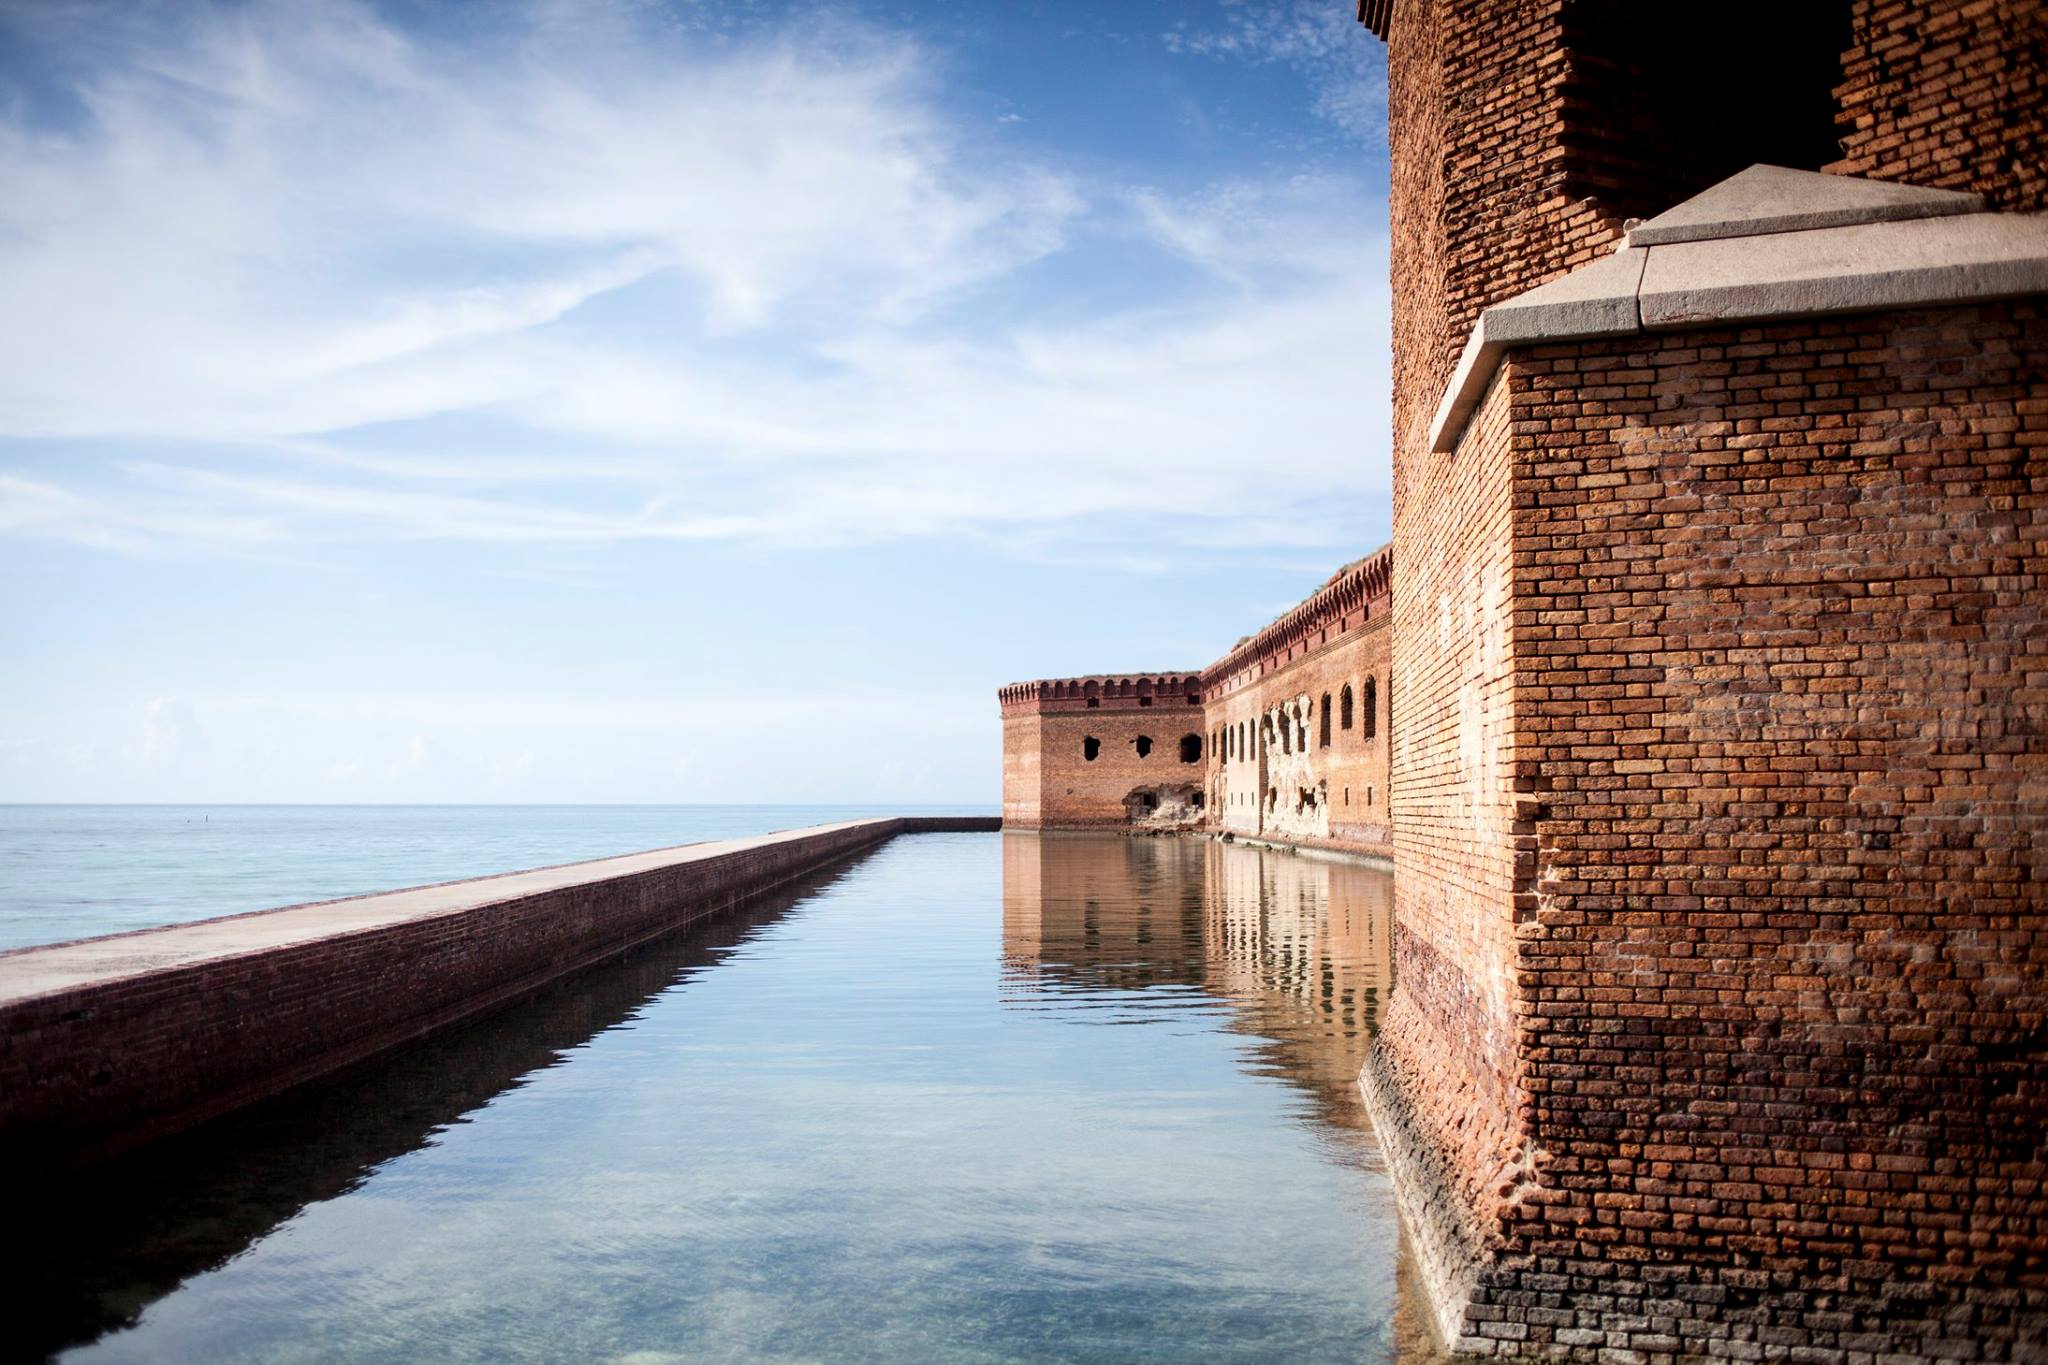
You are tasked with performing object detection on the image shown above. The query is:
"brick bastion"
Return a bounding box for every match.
[1000,544,1396,859]
[0,816,997,1169]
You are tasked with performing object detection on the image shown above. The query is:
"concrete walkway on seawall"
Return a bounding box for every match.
[0,815,998,1169]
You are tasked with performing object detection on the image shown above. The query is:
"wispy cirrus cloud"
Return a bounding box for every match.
[0,0,1390,559]
[1163,1,1388,143]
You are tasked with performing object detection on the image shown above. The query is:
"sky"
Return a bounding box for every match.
[0,0,1392,804]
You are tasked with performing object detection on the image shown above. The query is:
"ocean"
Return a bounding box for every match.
[0,804,995,952]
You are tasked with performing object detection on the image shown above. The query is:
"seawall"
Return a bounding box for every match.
[0,816,999,1169]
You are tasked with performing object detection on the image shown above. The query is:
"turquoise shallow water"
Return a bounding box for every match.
[0,804,989,951]
[12,829,1439,1362]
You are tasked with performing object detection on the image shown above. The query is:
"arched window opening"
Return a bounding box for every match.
[1340,684,1354,730]
[1319,694,1332,748]
[1179,734,1202,764]
[1363,677,1378,741]
[1134,735,1153,758]
[1083,737,1101,762]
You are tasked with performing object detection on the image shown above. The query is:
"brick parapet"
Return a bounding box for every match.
[997,672,1205,716]
[1201,546,1393,702]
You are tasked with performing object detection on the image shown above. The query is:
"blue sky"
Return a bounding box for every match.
[0,0,1391,803]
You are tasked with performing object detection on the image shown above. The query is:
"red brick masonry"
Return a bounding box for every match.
[1361,1,2048,1356]
[1000,548,1396,854]
[0,817,997,1169]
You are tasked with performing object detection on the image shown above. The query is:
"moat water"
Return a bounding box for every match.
[14,830,1442,1362]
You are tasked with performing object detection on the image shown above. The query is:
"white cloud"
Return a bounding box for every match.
[0,0,1391,559]
[141,697,202,763]
[1163,1,1388,143]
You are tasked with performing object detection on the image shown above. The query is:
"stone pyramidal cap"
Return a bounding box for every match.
[1626,163,1985,246]
[1427,163,2048,453]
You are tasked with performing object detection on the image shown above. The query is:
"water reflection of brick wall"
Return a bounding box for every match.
[1000,833,1391,1129]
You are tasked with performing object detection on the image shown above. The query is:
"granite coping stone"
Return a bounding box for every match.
[0,818,897,1006]
[1624,163,1984,247]
[1427,166,2048,453]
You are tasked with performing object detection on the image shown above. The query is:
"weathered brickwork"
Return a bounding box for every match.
[998,0,2047,1352]
[1385,0,1624,470]
[1000,710,1044,829]
[1373,373,1531,1343]
[1831,0,2048,213]
[1207,551,1395,852]
[999,553,1395,858]
[1365,0,2048,1357]
[1208,623,1393,849]
[1458,303,2048,1357]
[1000,675,1209,829]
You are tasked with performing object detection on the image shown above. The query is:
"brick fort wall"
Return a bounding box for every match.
[1361,0,2048,1355]
[1000,552,1394,860]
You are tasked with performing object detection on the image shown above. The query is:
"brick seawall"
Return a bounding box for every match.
[0,816,999,1169]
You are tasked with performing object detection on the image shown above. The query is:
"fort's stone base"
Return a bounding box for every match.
[1360,1028,1493,1352]
[1366,1031,2048,1361]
